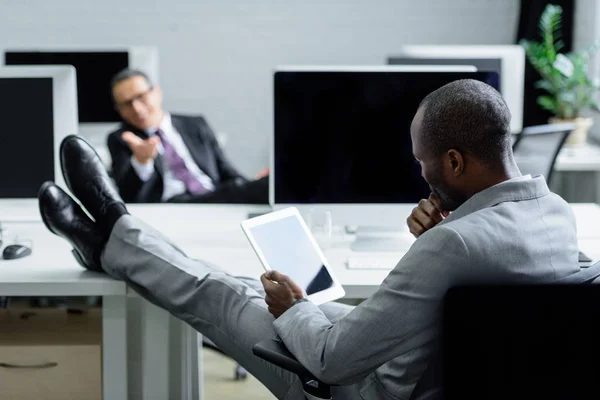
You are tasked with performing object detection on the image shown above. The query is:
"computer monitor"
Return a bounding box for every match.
[0,66,77,200]
[272,66,500,250]
[387,45,525,133]
[3,46,159,155]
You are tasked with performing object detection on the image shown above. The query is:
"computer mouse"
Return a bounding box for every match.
[3,244,32,260]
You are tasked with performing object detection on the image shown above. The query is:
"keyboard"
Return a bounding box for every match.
[346,254,402,270]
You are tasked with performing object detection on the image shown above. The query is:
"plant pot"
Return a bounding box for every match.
[549,117,593,146]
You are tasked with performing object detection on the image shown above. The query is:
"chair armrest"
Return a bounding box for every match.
[252,339,317,380]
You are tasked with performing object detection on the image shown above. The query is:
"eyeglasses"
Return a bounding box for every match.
[115,86,154,109]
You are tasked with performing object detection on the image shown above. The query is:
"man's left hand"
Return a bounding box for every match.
[255,167,270,179]
[260,271,305,318]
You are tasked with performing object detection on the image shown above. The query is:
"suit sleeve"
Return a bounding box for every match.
[196,117,246,182]
[273,226,470,385]
[107,131,158,202]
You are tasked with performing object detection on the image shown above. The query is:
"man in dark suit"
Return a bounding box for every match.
[107,69,268,203]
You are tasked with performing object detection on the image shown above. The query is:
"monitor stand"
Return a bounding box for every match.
[350,225,416,252]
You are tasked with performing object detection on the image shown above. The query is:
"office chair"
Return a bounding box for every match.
[443,263,600,400]
[253,262,600,400]
[253,339,332,400]
[253,339,444,399]
[512,122,576,185]
[253,338,443,399]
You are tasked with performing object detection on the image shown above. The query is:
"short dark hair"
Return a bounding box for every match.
[110,68,153,98]
[418,79,512,167]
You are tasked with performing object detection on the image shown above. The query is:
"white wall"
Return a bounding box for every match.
[0,0,520,176]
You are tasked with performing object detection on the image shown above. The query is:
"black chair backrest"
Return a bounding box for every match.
[512,122,576,185]
[411,262,600,400]
[442,267,600,400]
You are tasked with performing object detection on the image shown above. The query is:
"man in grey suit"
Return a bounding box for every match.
[38,79,581,399]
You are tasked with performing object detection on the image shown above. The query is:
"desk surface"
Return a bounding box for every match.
[0,222,126,296]
[0,203,599,298]
[555,142,600,171]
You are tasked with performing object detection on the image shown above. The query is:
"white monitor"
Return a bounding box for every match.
[0,66,77,205]
[387,45,525,133]
[271,66,498,249]
[3,46,159,162]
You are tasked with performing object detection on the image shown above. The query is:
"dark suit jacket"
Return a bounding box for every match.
[107,114,245,203]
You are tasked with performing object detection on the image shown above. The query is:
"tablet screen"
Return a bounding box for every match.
[247,215,335,295]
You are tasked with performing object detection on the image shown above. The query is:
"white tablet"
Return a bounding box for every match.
[241,207,345,305]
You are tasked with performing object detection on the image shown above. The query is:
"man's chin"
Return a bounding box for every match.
[440,197,466,212]
[132,119,153,130]
[433,191,461,212]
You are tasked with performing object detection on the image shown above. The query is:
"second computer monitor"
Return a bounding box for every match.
[0,66,77,199]
[273,67,499,225]
[387,45,525,133]
[4,47,158,123]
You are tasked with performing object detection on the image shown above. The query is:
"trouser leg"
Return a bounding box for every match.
[101,215,302,399]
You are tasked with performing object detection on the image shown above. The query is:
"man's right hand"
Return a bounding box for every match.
[121,131,160,165]
[407,193,450,238]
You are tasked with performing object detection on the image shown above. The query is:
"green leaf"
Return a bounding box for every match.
[553,53,574,77]
[539,4,563,62]
[522,3,600,115]
[558,91,576,104]
[534,80,555,93]
[538,95,558,114]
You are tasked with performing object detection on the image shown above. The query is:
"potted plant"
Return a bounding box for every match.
[520,4,599,145]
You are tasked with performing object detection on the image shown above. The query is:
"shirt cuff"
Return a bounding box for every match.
[130,156,155,181]
[273,299,317,333]
[291,298,309,308]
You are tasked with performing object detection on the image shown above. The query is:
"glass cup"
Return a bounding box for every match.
[307,209,333,249]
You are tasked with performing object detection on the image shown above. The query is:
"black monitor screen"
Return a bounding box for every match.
[0,78,54,197]
[274,71,500,204]
[5,51,128,123]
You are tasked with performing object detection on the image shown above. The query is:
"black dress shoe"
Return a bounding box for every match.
[38,181,105,272]
[60,135,125,229]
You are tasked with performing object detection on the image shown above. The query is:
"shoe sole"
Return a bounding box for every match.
[38,181,90,270]
[38,181,59,236]
[59,134,81,194]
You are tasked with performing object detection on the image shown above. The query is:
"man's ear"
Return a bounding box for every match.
[447,149,464,176]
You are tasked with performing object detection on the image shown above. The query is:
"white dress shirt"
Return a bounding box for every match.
[130,113,216,201]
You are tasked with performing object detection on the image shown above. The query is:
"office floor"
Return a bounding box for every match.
[204,348,276,399]
[3,300,276,399]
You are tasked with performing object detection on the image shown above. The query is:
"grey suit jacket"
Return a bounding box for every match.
[274,175,581,400]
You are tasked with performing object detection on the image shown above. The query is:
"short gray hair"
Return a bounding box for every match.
[110,68,153,100]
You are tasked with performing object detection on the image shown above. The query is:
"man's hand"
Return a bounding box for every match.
[255,167,270,179]
[121,131,161,165]
[260,270,305,318]
[407,193,450,238]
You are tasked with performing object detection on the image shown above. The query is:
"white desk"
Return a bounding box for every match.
[130,203,600,400]
[0,203,272,400]
[553,143,600,203]
[1,203,599,400]
[0,222,128,400]
[158,204,600,296]
[555,142,600,172]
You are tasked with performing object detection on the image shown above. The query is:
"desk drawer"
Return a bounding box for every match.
[0,308,102,400]
[0,344,101,400]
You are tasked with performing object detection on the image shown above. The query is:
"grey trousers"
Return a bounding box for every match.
[101,215,355,400]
